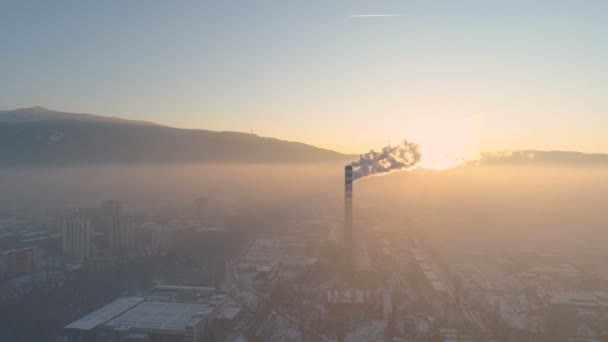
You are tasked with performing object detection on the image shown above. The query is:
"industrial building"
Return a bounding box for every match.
[410,249,450,302]
[326,289,379,309]
[64,286,223,342]
[546,291,608,337]
[344,165,353,263]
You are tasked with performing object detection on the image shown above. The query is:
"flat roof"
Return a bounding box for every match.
[222,306,242,320]
[65,297,145,331]
[153,285,215,292]
[551,292,608,307]
[418,262,432,271]
[430,280,448,293]
[105,301,213,335]
[424,271,439,280]
[256,265,275,272]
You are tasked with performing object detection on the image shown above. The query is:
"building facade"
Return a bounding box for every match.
[0,247,38,279]
[102,200,133,256]
[62,217,91,261]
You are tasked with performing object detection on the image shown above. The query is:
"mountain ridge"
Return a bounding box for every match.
[0,107,353,167]
[0,106,162,127]
[2,107,608,168]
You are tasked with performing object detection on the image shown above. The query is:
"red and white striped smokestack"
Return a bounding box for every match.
[345,165,353,260]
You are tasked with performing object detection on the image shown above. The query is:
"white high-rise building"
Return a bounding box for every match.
[62,217,91,261]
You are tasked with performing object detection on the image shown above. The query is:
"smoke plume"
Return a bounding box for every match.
[350,140,421,180]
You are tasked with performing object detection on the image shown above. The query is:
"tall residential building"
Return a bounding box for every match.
[102,200,122,228]
[102,200,133,255]
[134,224,175,254]
[0,247,37,279]
[62,217,91,261]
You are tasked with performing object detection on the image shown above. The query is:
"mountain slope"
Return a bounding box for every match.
[0,107,351,166]
[0,106,160,126]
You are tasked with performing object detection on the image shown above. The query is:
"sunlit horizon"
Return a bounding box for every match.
[3,1,608,158]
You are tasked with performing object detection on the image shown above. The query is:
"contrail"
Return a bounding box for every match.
[350,14,401,18]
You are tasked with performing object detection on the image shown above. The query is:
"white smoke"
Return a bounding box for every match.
[350,140,421,180]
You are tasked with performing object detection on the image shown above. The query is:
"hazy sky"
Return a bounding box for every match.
[1,1,607,161]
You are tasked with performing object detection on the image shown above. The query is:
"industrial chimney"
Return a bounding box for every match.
[344,165,353,262]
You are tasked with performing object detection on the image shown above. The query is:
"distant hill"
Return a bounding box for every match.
[469,150,608,167]
[0,107,352,166]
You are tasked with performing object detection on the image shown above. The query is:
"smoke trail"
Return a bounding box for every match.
[350,140,421,180]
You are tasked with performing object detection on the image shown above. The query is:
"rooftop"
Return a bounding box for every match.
[64,297,145,331]
[105,301,214,335]
[153,285,215,292]
[222,306,243,321]
[430,280,448,293]
[551,292,608,307]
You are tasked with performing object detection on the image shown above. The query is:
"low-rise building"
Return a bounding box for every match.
[64,286,222,342]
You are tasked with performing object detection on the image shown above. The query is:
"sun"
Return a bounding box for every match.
[409,119,479,170]
[418,139,474,170]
